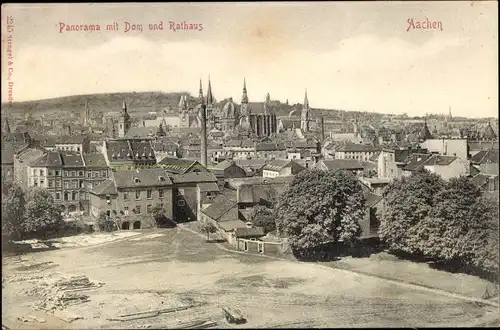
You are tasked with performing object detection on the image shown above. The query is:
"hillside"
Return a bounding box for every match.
[1,92,199,117]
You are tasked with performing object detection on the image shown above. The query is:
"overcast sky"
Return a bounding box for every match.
[1,2,498,118]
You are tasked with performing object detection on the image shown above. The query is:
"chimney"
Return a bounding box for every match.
[67,125,72,135]
[320,116,325,143]
[200,104,208,167]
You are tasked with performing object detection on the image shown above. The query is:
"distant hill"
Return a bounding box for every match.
[1,91,200,117]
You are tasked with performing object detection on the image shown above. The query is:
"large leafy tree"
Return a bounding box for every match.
[1,183,26,240]
[23,188,65,237]
[379,168,444,255]
[248,205,275,234]
[275,169,366,253]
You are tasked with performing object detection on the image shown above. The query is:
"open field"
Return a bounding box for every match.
[3,227,499,329]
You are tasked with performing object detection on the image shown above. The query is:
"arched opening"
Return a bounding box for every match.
[133,221,141,229]
[121,221,130,230]
[68,204,77,212]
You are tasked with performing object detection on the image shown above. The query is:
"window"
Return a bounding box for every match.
[258,243,264,253]
[71,171,76,177]
[147,189,152,199]
[106,195,111,204]
[40,180,45,186]
[85,192,89,200]
[124,192,129,200]
[78,171,84,177]
[55,192,61,200]
[39,170,44,176]
[56,180,61,188]
[87,171,91,178]
[124,206,129,216]
[102,170,107,177]
[177,188,185,196]
[55,170,60,176]
[80,193,85,200]
[178,200,185,207]
[159,189,164,198]
[159,203,164,209]
[77,147,81,152]
[64,193,69,201]
[136,205,141,214]
[48,180,54,188]
[72,192,77,201]
[147,205,152,214]
[48,170,54,176]
[72,180,78,189]
[64,171,69,177]
[95,171,100,178]
[135,190,141,200]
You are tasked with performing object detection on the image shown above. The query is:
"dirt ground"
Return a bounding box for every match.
[2,227,499,329]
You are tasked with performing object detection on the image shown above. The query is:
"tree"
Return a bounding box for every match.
[379,168,444,255]
[199,221,218,242]
[1,183,26,240]
[96,211,115,232]
[275,169,366,254]
[23,188,65,238]
[151,205,175,228]
[248,205,276,234]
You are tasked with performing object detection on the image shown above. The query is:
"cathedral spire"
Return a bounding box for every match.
[2,116,11,135]
[241,78,248,104]
[199,79,204,102]
[303,89,309,108]
[206,76,214,105]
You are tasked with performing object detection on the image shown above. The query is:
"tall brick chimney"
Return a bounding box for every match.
[200,104,208,167]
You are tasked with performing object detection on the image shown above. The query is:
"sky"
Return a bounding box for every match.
[1,2,498,118]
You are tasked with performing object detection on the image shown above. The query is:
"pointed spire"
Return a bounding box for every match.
[303,89,309,108]
[178,95,185,108]
[448,106,452,119]
[122,100,127,111]
[241,78,248,104]
[206,76,214,105]
[2,116,11,135]
[266,93,271,103]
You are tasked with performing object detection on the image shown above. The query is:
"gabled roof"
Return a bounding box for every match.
[470,149,499,164]
[201,195,238,221]
[170,172,218,184]
[90,179,118,195]
[112,168,173,188]
[263,159,302,172]
[337,143,381,153]
[105,139,156,163]
[234,227,265,238]
[318,159,363,171]
[60,152,85,168]
[470,173,493,188]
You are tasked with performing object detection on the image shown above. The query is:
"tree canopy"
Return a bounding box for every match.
[23,188,65,237]
[248,205,275,234]
[275,169,366,253]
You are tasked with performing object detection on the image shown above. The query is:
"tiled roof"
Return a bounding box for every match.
[234,226,265,238]
[422,155,457,166]
[319,159,364,171]
[34,135,87,145]
[112,168,173,188]
[105,139,156,163]
[90,179,118,195]
[471,173,492,188]
[197,182,220,192]
[201,195,237,221]
[60,152,85,168]
[170,172,218,184]
[124,127,157,139]
[337,143,381,153]
[262,159,294,171]
[217,219,247,231]
[468,141,499,152]
[16,148,45,163]
[29,151,63,167]
[158,157,200,174]
[83,153,108,167]
[402,153,433,171]
[255,142,286,151]
[470,149,499,164]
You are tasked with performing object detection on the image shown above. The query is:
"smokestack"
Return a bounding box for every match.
[67,125,72,136]
[320,116,325,143]
[200,104,208,166]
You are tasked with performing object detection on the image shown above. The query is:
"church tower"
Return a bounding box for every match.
[118,100,131,138]
[206,76,215,126]
[2,115,11,137]
[198,79,204,104]
[301,89,310,132]
[83,100,90,126]
[240,78,249,116]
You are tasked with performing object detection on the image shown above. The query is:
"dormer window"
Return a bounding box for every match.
[134,177,141,184]
[127,152,132,158]
[159,176,166,181]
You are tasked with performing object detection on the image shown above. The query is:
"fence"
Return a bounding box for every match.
[234,238,289,257]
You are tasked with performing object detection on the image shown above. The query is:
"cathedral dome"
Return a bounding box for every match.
[223,98,235,118]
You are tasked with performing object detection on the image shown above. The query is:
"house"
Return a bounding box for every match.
[197,181,221,219]
[33,135,91,153]
[223,139,256,159]
[13,147,45,191]
[314,159,364,175]
[103,139,157,168]
[420,139,468,160]
[377,146,427,180]
[421,155,470,180]
[255,142,287,160]
[262,159,305,178]
[212,160,248,180]
[199,195,242,244]
[169,172,219,222]
[233,159,268,177]
[401,153,434,176]
[470,149,499,175]
[83,153,112,203]
[158,157,209,175]
[468,141,499,157]
[152,137,179,162]
[334,143,381,162]
[89,168,174,229]
[1,142,15,182]
[235,176,292,209]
